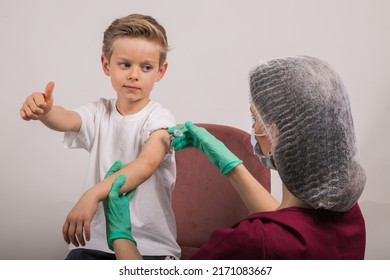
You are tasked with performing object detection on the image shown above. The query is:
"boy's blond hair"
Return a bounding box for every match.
[102,14,169,66]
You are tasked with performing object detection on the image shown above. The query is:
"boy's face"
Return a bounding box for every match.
[101,37,167,114]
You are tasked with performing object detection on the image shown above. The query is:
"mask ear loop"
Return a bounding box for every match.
[254,132,267,137]
[257,121,279,170]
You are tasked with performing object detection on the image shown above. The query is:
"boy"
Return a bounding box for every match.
[20,14,180,260]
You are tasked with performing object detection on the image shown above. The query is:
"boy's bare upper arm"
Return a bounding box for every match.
[137,129,172,169]
[90,128,173,200]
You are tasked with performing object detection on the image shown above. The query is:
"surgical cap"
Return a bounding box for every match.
[249,56,365,211]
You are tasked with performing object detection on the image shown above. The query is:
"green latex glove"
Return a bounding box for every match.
[103,161,136,251]
[168,121,243,176]
[104,160,125,179]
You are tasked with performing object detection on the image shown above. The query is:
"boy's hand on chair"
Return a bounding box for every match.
[168,121,243,176]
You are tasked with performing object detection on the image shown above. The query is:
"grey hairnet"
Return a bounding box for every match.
[249,56,365,211]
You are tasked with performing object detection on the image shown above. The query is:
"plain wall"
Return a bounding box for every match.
[0,0,389,259]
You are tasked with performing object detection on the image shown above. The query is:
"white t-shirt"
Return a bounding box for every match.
[63,98,180,258]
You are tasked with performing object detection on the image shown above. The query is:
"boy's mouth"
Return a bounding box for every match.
[123,85,141,91]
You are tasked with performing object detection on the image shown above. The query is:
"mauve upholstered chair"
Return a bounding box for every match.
[172,123,271,260]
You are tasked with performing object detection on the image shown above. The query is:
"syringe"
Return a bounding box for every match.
[166,126,188,144]
[173,127,188,137]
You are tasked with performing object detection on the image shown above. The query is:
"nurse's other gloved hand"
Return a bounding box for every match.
[168,121,242,176]
[103,174,137,251]
[104,160,125,179]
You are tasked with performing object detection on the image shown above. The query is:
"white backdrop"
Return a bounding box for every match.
[0,0,389,259]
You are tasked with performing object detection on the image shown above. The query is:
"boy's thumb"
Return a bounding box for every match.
[44,81,55,100]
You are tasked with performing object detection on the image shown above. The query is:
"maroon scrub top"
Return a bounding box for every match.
[191,204,365,260]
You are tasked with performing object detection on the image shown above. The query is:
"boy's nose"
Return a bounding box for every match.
[128,68,139,81]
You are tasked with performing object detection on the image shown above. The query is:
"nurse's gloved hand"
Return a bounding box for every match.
[103,161,136,251]
[104,160,125,179]
[168,121,242,176]
[103,175,136,251]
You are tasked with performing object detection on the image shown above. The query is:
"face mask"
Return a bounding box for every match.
[250,129,277,170]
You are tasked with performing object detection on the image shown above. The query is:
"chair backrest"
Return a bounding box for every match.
[172,123,271,259]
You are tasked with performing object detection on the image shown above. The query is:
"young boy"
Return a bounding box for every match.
[19,14,180,260]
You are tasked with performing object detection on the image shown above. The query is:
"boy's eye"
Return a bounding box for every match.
[142,65,152,71]
[119,63,131,69]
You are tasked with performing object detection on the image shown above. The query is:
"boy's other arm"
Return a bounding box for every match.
[62,129,172,247]
[20,81,81,132]
[40,106,81,132]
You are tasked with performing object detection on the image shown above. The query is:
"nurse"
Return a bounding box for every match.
[104,56,366,259]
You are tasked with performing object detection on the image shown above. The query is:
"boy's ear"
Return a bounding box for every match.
[101,54,110,76]
[156,61,168,82]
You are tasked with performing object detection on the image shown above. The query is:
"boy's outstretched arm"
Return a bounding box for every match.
[62,129,171,247]
[20,81,81,132]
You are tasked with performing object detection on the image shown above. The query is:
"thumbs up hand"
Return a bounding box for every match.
[20,81,55,120]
